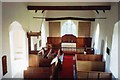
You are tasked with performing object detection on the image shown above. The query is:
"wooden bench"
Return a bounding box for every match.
[24,67,52,79]
[76,61,105,72]
[75,54,103,61]
[29,54,53,67]
[77,71,112,80]
[24,56,61,79]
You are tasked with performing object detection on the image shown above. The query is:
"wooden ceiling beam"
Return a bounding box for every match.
[45,17,95,21]
[27,6,111,10]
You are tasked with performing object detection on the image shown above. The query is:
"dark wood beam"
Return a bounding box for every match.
[27,31,41,37]
[27,6,111,10]
[45,17,95,21]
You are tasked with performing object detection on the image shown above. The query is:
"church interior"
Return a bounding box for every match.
[0,2,120,80]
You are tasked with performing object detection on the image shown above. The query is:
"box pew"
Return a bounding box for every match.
[24,67,52,79]
[75,54,103,61]
[25,55,61,79]
[24,62,60,80]
[76,61,105,72]
[29,54,53,67]
[77,71,112,80]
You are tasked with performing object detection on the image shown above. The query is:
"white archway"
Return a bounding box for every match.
[61,20,77,37]
[9,21,28,78]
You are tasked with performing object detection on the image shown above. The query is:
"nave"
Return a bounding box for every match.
[24,46,112,80]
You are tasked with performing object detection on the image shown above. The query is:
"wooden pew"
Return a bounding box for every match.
[29,54,40,67]
[24,63,59,80]
[75,54,103,61]
[76,61,105,72]
[29,54,53,67]
[24,67,52,79]
[77,71,112,80]
[99,72,112,80]
[39,58,52,67]
[24,56,61,80]
[77,71,88,80]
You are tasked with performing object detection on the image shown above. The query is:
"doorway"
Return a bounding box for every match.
[9,21,28,78]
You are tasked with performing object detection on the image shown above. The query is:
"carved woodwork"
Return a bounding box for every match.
[61,34,76,43]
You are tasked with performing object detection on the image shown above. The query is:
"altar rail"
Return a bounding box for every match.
[42,47,94,54]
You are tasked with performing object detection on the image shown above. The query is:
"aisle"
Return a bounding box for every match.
[58,55,75,80]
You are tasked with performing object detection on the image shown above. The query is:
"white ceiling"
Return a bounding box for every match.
[26,2,111,6]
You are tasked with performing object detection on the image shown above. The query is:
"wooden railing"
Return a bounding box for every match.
[30,47,94,55]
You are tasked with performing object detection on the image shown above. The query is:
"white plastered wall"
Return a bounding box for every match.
[91,3,119,78]
[118,20,120,80]
[0,1,2,80]
[28,10,43,32]
[110,21,119,78]
[2,3,47,78]
[2,2,29,78]
[46,11,95,37]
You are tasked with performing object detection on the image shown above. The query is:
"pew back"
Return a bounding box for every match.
[29,54,39,67]
[76,61,105,72]
[77,71,112,80]
[75,54,103,61]
[24,67,52,79]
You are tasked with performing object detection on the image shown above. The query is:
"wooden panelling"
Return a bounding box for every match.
[47,37,92,48]
[78,22,91,37]
[49,22,60,37]
[76,37,92,47]
[2,55,7,76]
[47,37,61,48]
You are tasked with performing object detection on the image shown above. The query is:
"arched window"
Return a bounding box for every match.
[61,20,77,36]
[94,23,100,53]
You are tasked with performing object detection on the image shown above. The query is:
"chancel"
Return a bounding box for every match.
[0,2,120,80]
